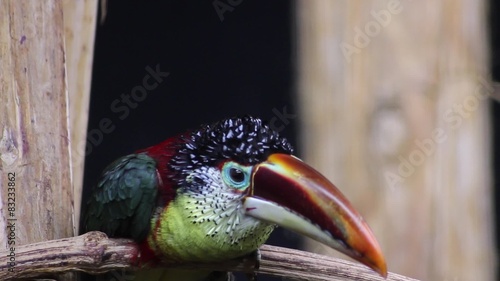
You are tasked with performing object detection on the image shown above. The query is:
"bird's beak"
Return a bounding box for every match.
[244,153,387,277]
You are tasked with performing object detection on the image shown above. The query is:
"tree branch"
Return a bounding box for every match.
[0,231,419,281]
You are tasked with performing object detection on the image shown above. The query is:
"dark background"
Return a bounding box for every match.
[82,1,299,280]
[83,1,500,280]
[489,0,500,280]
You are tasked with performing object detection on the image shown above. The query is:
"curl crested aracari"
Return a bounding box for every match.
[84,116,387,280]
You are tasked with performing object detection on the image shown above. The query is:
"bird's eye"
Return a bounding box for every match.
[222,161,251,190]
[229,168,245,183]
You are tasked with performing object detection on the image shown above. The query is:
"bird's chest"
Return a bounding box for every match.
[146,196,274,263]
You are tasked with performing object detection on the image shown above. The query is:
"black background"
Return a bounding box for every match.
[489,0,500,280]
[82,1,299,281]
[82,1,500,280]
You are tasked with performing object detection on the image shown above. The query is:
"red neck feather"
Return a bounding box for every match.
[136,135,185,206]
[134,135,186,264]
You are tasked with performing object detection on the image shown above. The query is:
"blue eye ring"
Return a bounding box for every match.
[222,161,251,190]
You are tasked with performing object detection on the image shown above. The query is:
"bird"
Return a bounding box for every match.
[84,116,387,281]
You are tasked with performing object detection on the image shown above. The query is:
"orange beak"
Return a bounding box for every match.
[244,153,387,277]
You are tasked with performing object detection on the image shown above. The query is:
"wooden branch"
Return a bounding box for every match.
[0,232,418,281]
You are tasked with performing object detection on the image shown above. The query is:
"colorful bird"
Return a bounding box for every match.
[85,116,386,280]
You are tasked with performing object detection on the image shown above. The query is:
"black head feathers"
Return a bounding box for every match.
[170,116,293,182]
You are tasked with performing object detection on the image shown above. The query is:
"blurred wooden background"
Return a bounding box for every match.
[297,1,496,280]
[63,0,98,235]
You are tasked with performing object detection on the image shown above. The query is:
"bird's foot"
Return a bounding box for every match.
[205,271,234,281]
[242,249,261,281]
[245,272,257,281]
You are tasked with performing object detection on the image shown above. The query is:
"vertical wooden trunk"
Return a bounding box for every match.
[0,1,79,280]
[62,0,98,234]
[296,0,496,280]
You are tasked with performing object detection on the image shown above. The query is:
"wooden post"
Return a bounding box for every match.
[296,0,496,280]
[62,0,98,234]
[0,1,77,279]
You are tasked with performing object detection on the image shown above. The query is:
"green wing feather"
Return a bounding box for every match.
[85,153,159,241]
